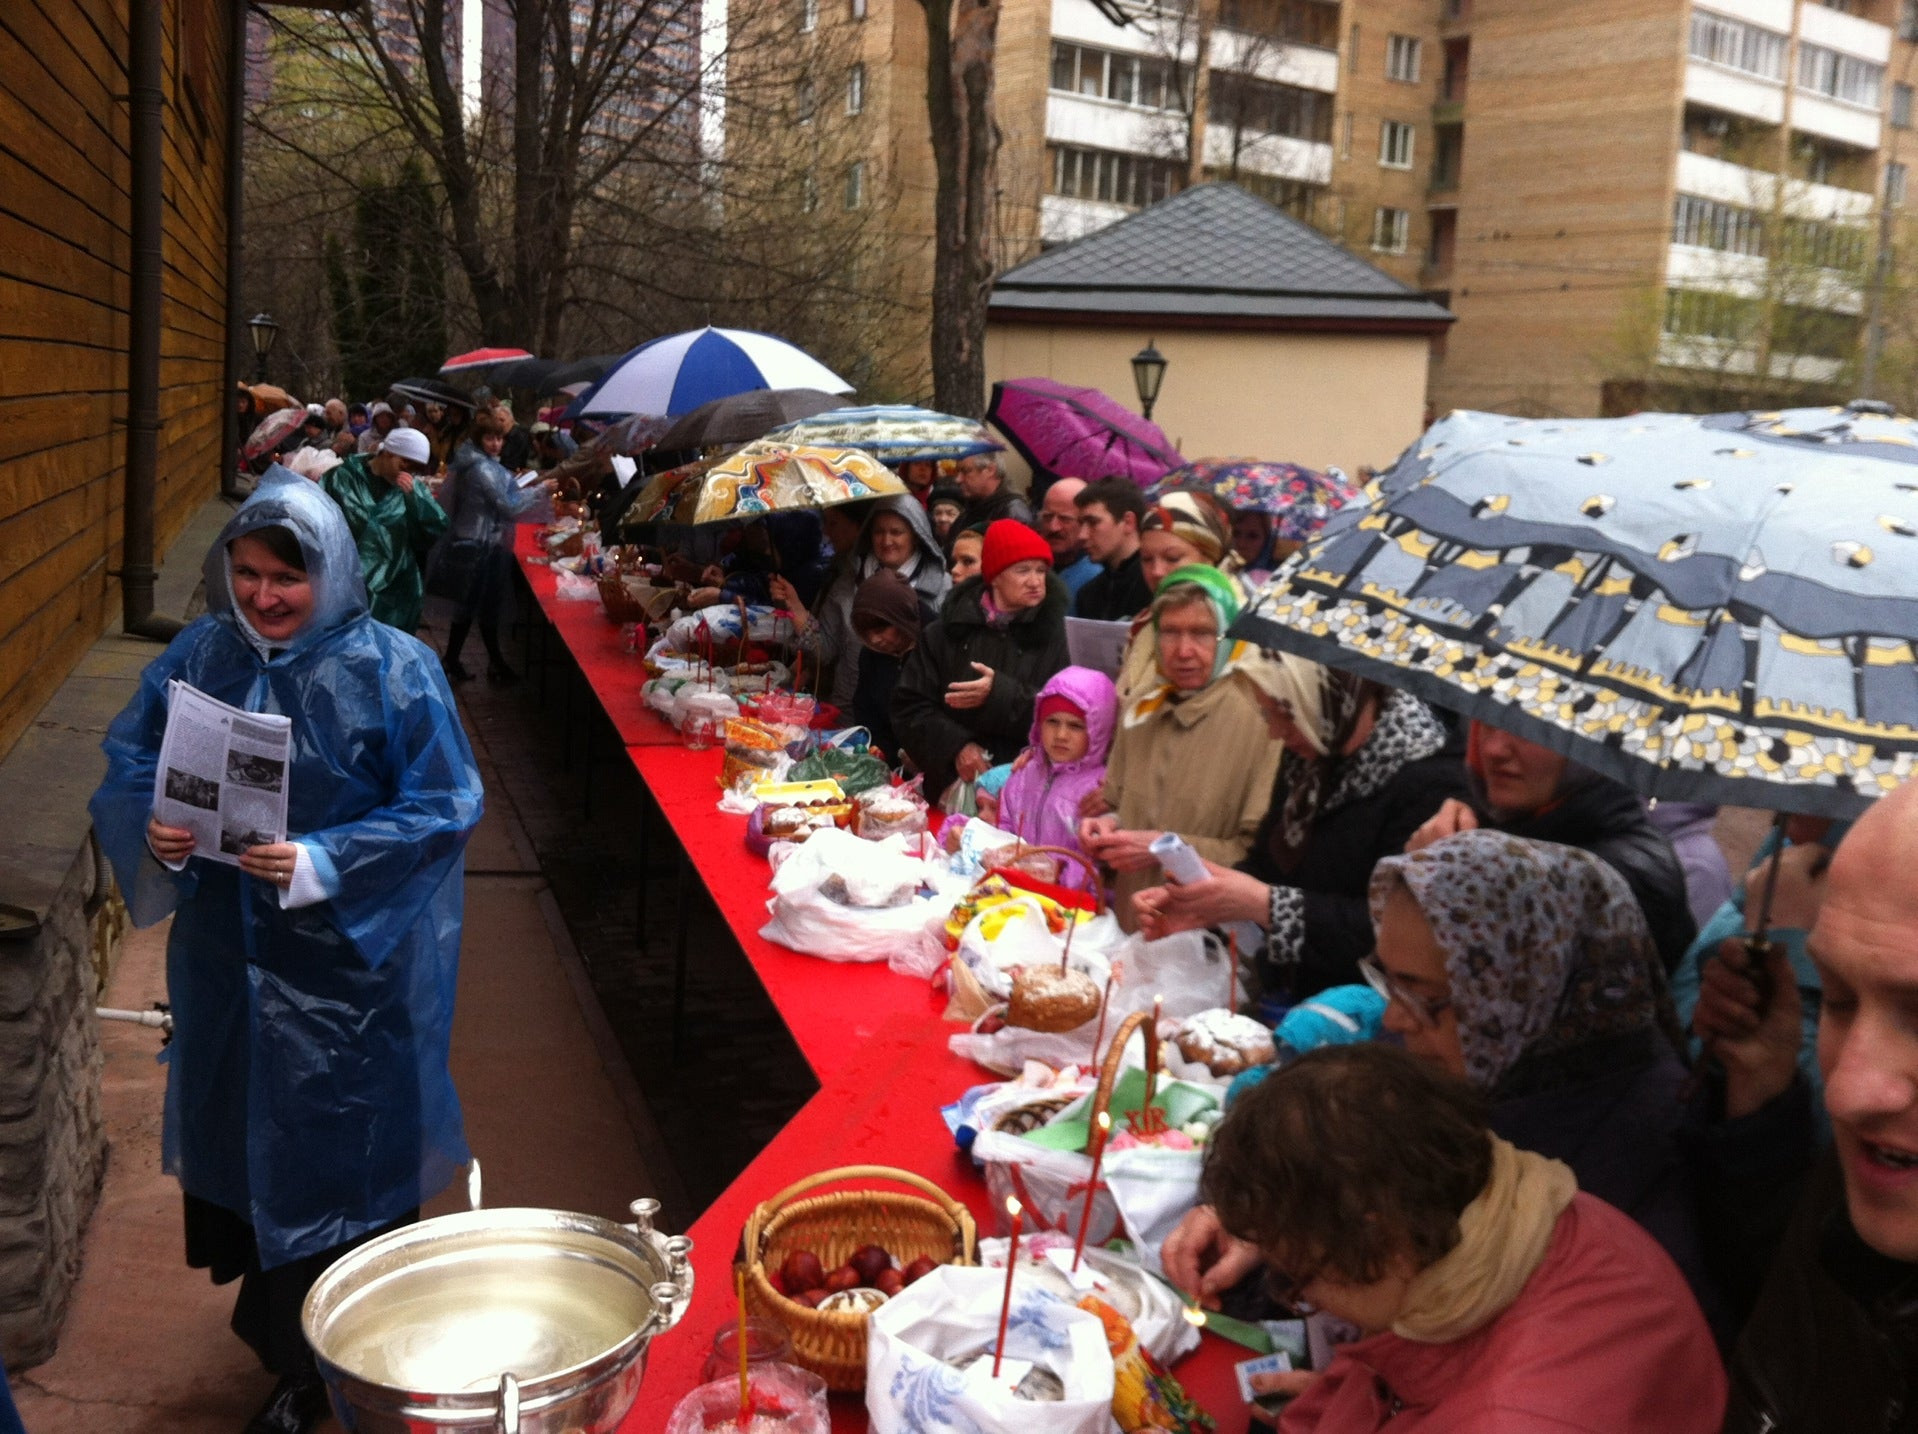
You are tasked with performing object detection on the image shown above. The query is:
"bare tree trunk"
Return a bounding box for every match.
[921,0,1000,417]
[1185,0,1215,188]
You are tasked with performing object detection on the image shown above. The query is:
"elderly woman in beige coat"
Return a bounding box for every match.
[1080,565,1282,931]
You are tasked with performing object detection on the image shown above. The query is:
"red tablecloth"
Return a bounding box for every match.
[515,529,681,747]
[626,744,948,1082]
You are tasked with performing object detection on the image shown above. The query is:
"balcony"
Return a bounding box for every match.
[1201,123,1333,182]
[1685,60,1787,124]
[1696,0,1794,29]
[1793,91,1883,149]
[1657,331,1845,383]
[1675,148,1874,219]
[1796,0,1891,64]
[1046,91,1182,153]
[1208,29,1339,92]
[1040,194,1134,244]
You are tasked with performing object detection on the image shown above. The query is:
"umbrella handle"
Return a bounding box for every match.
[1741,809,1792,1014]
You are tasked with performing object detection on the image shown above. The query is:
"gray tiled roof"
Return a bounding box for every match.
[991,183,1454,326]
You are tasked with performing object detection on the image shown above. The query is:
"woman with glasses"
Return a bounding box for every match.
[1191,1044,1724,1432]
[1167,829,1720,1332]
[1131,651,1468,998]
[1078,566,1281,931]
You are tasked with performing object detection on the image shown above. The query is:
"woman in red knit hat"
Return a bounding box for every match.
[891,519,1070,799]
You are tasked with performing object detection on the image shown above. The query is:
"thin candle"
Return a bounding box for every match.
[735,1266,751,1426]
[994,1195,1023,1378]
[1089,970,1115,1063]
[1059,910,1077,976]
[1072,1110,1113,1273]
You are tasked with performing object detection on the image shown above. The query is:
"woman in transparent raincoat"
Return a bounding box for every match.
[89,468,483,1434]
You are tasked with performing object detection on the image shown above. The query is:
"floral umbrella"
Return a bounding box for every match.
[763,404,1001,464]
[1232,402,1918,820]
[628,440,907,525]
[1147,459,1360,541]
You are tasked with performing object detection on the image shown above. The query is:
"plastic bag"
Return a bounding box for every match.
[974,1236,1201,1368]
[760,829,961,962]
[667,1364,829,1433]
[554,568,599,600]
[865,1268,1114,1434]
[790,746,892,797]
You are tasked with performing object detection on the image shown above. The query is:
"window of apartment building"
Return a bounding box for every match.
[796,77,816,123]
[1372,206,1409,254]
[1215,0,1339,48]
[1664,287,1756,342]
[1904,0,1918,42]
[1891,161,1909,208]
[802,172,819,213]
[1897,84,1914,129]
[850,0,867,17]
[801,0,817,32]
[1339,110,1354,159]
[847,63,866,114]
[1798,44,1883,108]
[1050,42,1178,111]
[1671,193,1766,256]
[844,161,865,210]
[1049,143,1183,208]
[1688,10,1786,81]
[1210,71,1335,143]
[1387,34,1421,83]
[1379,119,1416,168]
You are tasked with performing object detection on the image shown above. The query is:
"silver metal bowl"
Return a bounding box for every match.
[303,1198,693,1433]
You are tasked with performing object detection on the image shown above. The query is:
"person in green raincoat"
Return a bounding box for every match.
[319,425,447,632]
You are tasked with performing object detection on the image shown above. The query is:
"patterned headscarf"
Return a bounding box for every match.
[1141,490,1234,567]
[1369,830,1681,1094]
[1236,654,1385,874]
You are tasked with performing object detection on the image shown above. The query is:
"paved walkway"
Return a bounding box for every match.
[12,697,668,1431]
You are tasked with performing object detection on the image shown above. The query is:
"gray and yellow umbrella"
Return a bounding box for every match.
[1233,402,1918,819]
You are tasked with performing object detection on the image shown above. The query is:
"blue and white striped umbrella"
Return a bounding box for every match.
[762,404,1000,463]
[574,326,853,418]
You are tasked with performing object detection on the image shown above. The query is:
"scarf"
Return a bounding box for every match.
[1369,830,1679,1093]
[1392,1136,1577,1344]
[1141,490,1233,564]
[1121,564,1252,729]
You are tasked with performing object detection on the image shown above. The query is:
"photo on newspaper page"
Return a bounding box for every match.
[151,681,293,866]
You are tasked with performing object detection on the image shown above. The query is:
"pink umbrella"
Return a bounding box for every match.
[440,346,535,375]
[986,377,1184,486]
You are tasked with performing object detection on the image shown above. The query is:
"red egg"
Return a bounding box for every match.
[780,1250,825,1293]
[849,1244,894,1286]
[902,1255,939,1285]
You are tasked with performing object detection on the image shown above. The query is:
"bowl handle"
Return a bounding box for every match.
[497,1372,519,1434]
[467,1159,484,1212]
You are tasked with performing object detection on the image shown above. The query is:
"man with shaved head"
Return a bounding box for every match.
[1706,780,1918,1430]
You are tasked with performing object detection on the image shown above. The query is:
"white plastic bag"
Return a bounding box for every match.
[975,1235,1201,1366]
[554,569,598,600]
[865,1267,1114,1434]
[760,829,959,962]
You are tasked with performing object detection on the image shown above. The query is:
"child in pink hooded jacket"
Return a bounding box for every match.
[997,666,1119,861]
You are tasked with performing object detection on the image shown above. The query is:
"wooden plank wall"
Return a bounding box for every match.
[0,0,230,760]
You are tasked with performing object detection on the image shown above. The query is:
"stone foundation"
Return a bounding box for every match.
[0,838,109,1368]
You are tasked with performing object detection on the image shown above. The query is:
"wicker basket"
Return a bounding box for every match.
[742,1165,977,1391]
[598,572,647,625]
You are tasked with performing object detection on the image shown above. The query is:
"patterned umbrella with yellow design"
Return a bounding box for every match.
[627,439,907,526]
[1232,402,1918,818]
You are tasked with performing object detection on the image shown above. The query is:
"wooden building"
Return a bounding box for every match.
[0,0,242,762]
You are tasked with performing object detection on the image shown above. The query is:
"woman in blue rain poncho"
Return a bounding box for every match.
[89,468,483,1434]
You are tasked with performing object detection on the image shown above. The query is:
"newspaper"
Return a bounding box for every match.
[151,681,292,866]
[1065,616,1131,677]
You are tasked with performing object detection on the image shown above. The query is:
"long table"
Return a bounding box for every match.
[511,536,1248,1430]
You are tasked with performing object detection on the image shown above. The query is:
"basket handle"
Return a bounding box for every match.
[743,1165,978,1261]
[990,846,1107,916]
[1091,1010,1150,1135]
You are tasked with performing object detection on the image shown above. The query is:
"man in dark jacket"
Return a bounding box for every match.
[954,454,1035,530]
[891,521,1069,796]
[1409,720,1697,970]
[1704,780,1918,1431]
[1072,478,1150,621]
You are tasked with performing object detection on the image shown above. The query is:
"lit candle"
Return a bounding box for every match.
[993,1195,1023,1378]
[1072,1110,1113,1273]
[735,1266,752,1427]
[1143,995,1163,1112]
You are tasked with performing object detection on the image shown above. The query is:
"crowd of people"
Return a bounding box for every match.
[99,377,1918,1433]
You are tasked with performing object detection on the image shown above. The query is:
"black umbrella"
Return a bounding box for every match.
[388,376,477,411]
[653,387,852,451]
[488,353,623,394]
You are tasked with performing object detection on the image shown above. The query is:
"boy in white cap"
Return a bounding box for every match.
[318,425,448,632]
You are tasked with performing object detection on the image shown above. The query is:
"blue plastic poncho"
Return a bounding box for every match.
[88,468,483,1268]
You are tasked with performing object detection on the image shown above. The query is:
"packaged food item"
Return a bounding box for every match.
[722,717,789,790]
[1076,1296,1214,1433]
[853,787,928,841]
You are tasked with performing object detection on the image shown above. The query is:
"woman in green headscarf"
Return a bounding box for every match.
[1079,564,1282,931]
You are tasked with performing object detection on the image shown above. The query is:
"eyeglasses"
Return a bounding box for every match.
[1262,1260,1321,1314]
[1358,956,1452,1030]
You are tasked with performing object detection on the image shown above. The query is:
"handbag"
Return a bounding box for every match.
[425,537,492,601]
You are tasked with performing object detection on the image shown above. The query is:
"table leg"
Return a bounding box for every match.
[672,851,692,1062]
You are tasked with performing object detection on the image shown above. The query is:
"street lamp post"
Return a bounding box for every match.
[1131,340,1168,422]
[248,312,280,383]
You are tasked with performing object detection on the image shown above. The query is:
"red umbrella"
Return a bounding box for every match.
[986,378,1183,486]
[440,347,535,375]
